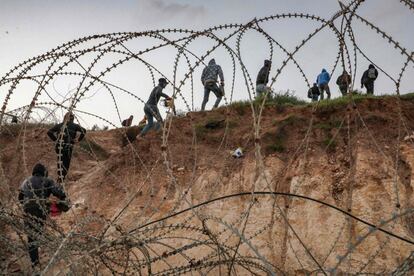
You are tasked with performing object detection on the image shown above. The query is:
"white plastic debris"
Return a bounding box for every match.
[232,147,244,158]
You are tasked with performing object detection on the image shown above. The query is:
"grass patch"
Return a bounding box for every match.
[266,139,285,153]
[314,119,342,130]
[79,138,109,160]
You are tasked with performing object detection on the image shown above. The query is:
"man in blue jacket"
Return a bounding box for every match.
[316,69,331,100]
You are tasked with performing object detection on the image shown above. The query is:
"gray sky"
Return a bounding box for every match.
[0,0,413,128]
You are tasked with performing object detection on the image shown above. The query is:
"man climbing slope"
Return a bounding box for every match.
[201,58,225,110]
[47,112,86,182]
[316,68,331,100]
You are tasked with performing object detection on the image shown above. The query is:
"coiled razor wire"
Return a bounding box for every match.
[1,0,414,274]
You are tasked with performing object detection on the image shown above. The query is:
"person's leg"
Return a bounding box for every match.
[367,82,374,95]
[61,147,72,180]
[25,215,44,268]
[201,85,211,111]
[339,86,347,96]
[153,107,163,132]
[256,84,265,97]
[325,84,331,99]
[139,106,154,137]
[211,83,223,108]
[318,85,324,100]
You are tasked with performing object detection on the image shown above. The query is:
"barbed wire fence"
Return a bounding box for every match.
[1,0,414,274]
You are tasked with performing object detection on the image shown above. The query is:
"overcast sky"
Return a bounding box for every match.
[0,0,413,127]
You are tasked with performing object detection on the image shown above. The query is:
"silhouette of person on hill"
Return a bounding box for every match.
[122,115,133,127]
[336,70,352,96]
[201,59,224,110]
[307,83,320,102]
[256,59,272,97]
[47,112,86,182]
[316,69,331,100]
[361,64,378,95]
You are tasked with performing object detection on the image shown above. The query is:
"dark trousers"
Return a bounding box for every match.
[140,104,162,137]
[55,145,73,181]
[339,85,348,96]
[364,81,374,94]
[201,82,223,111]
[24,211,45,267]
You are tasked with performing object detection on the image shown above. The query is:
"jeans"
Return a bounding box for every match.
[140,104,162,136]
[364,81,374,94]
[24,211,45,267]
[318,83,331,100]
[55,144,73,181]
[201,82,223,111]
[339,85,348,96]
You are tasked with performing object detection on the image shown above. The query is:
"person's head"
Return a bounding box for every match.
[342,70,348,75]
[313,82,317,87]
[129,115,134,119]
[369,64,375,69]
[321,68,327,73]
[32,163,48,177]
[264,59,271,67]
[158,78,168,88]
[64,112,74,123]
[208,59,216,66]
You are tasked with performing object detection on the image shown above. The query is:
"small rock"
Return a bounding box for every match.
[177,167,185,172]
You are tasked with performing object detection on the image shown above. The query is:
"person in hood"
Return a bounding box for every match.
[18,163,67,270]
[307,83,320,102]
[47,112,86,182]
[361,64,378,94]
[122,115,133,127]
[316,69,331,100]
[256,59,272,97]
[138,78,172,137]
[336,70,352,96]
[200,59,224,110]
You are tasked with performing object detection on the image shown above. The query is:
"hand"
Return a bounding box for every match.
[220,81,225,86]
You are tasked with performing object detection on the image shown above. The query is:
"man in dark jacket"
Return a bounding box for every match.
[138,78,172,137]
[336,70,352,96]
[307,83,320,102]
[361,64,378,94]
[201,59,224,111]
[256,59,272,97]
[47,112,86,182]
[18,163,67,270]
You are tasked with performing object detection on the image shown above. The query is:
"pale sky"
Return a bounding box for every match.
[0,0,413,128]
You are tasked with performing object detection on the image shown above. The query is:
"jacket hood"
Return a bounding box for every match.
[208,59,216,66]
[264,60,271,67]
[321,69,327,73]
[369,64,375,69]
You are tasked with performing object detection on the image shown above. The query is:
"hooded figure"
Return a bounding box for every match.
[200,59,225,110]
[18,163,67,270]
[122,115,134,127]
[336,70,352,96]
[47,112,86,181]
[307,83,320,102]
[316,69,331,100]
[138,78,172,138]
[256,59,272,96]
[361,64,378,94]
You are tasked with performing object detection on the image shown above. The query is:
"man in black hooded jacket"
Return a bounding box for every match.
[18,163,67,270]
[256,59,272,97]
[47,112,86,181]
[361,64,378,94]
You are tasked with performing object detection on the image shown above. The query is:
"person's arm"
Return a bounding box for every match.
[160,91,171,100]
[47,124,60,141]
[47,179,66,200]
[201,67,207,84]
[77,125,86,142]
[375,69,378,80]
[361,71,367,87]
[326,73,331,82]
[218,66,224,84]
[18,189,24,204]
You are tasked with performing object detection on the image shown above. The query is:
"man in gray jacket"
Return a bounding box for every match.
[18,163,67,270]
[138,78,172,137]
[201,59,224,111]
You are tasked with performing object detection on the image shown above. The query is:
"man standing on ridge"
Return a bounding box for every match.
[316,68,331,100]
[361,64,378,95]
[256,59,272,97]
[137,78,172,138]
[47,112,86,182]
[18,163,67,271]
[201,58,224,111]
[336,70,352,96]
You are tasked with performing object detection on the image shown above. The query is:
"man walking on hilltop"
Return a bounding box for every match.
[361,64,378,95]
[336,70,352,96]
[47,112,86,182]
[137,78,172,138]
[18,163,67,272]
[316,68,331,100]
[256,59,272,97]
[201,59,225,111]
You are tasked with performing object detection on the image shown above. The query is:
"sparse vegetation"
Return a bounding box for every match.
[79,138,109,160]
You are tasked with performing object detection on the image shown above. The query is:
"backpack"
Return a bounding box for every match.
[368,68,376,79]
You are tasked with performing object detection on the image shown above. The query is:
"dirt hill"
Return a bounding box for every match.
[2,94,414,274]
